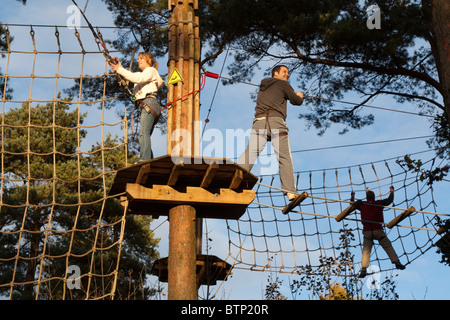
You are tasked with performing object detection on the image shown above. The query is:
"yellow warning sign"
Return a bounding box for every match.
[167,68,184,85]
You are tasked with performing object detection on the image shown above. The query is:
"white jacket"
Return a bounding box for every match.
[116,66,164,100]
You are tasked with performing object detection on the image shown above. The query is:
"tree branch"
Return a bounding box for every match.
[285,40,444,95]
[377,90,445,111]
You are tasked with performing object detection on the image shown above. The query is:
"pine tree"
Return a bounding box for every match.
[0,96,160,300]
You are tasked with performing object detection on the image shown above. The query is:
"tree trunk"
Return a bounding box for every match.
[427,0,450,123]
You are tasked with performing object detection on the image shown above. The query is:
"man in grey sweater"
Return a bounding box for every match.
[238,65,304,201]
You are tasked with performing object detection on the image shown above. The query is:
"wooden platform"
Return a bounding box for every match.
[151,255,232,287]
[108,155,258,220]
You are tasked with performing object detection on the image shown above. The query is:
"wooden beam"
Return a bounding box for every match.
[200,162,219,188]
[282,192,308,215]
[167,162,184,186]
[168,0,177,10]
[229,169,243,190]
[135,163,151,185]
[126,183,255,206]
[335,200,362,222]
[119,196,129,211]
[387,206,415,229]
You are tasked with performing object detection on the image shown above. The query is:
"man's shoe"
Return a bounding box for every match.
[134,158,148,164]
[394,261,405,270]
[358,268,367,278]
[287,192,297,201]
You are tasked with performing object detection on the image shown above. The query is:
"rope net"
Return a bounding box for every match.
[1,24,448,300]
[223,151,448,276]
[0,25,133,300]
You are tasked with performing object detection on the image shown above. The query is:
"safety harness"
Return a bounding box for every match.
[253,110,288,141]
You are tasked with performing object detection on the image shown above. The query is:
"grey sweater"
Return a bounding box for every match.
[254,78,303,120]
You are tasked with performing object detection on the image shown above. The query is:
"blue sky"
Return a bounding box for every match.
[1,0,449,300]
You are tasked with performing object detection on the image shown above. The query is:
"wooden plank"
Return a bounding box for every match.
[335,200,362,222]
[200,162,219,188]
[229,169,243,190]
[387,206,415,228]
[168,0,177,10]
[135,163,151,185]
[167,162,184,186]
[188,0,197,10]
[126,184,255,206]
[119,196,129,211]
[127,203,248,220]
[282,192,308,215]
[109,155,259,195]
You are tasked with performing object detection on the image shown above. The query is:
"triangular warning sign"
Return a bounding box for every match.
[167,68,184,85]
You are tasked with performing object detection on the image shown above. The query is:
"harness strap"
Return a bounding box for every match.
[253,116,288,141]
[254,110,283,119]
[271,131,288,139]
[137,100,160,123]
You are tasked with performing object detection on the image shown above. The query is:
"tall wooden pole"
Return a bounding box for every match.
[167,0,200,300]
[167,0,200,157]
[168,204,197,300]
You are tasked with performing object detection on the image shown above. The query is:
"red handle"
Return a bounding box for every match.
[205,71,219,79]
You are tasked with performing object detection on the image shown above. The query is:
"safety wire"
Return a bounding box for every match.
[161,72,207,112]
[72,0,209,116]
[71,0,138,105]
[204,74,436,119]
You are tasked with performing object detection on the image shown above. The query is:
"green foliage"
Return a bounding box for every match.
[285,227,399,300]
[434,219,450,267]
[264,256,288,300]
[319,282,358,300]
[0,24,13,100]
[396,154,449,185]
[428,112,450,159]
[264,274,287,300]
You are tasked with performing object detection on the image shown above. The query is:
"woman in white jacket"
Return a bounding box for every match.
[110,52,164,162]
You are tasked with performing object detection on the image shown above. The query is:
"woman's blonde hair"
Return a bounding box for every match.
[139,52,159,70]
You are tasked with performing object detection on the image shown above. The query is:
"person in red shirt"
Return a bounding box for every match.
[351,186,405,278]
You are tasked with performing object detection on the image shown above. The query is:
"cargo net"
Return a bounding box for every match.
[0,25,138,300]
[224,151,449,277]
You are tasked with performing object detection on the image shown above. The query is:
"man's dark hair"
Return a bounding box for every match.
[272,65,289,77]
[366,190,375,201]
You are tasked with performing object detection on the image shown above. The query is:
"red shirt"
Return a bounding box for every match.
[360,200,385,231]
